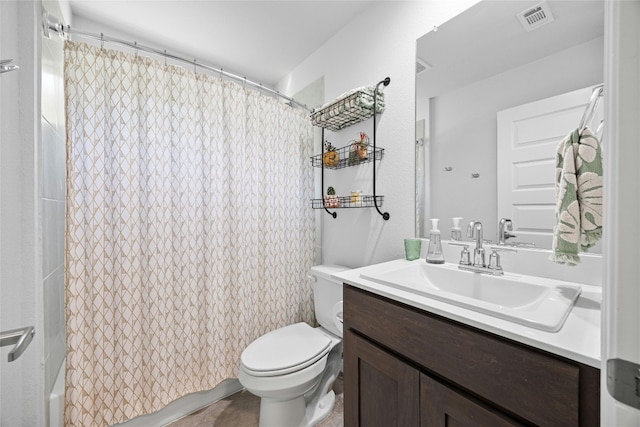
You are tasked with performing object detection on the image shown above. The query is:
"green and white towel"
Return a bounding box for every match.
[551,127,603,265]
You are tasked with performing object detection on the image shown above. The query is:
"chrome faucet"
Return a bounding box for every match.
[451,221,517,275]
[497,218,536,248]
[452,235,517,276]
[467,221,485,268]
[498,218,516,245]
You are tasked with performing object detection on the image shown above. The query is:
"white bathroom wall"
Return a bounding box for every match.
[428,36,603,241]
[277,0,480,268]
[41,0,69,423]
[290,77,326,265]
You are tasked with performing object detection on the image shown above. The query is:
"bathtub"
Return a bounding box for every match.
[49,360,65,427]
[116,379,243,427]
[49,359,242,426]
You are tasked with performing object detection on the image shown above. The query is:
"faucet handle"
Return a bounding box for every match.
[503,231,517,240]
[487,246,517,272]
[460,245,471,266]
[447,242,472,266]
[488,250,500,267]
[487,250,503,273]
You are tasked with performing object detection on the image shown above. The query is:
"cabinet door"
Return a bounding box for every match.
[344,329,420,427]
[421,374,524,427]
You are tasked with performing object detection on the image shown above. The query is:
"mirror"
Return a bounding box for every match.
[415,0,604,250]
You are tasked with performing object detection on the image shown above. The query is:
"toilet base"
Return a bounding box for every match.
[257,390,336,427]
[303,390,336,426]
[259,395,306,427]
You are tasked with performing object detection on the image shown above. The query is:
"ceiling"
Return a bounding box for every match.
[68,0,374,87]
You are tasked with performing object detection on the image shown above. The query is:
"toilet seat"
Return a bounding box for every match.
[241,323,332,377]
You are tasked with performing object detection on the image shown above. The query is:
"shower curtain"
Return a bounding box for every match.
[63,40,315,426]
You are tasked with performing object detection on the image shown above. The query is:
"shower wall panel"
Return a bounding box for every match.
[41,0,68,411]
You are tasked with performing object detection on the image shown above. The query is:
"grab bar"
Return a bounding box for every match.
[1,327,35,362]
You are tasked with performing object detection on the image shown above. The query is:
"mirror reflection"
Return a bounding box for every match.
[415,0,604,250]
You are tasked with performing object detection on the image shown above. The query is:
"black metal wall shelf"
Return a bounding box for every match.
[311,195,384,210]
[310,77,391,221]
[310,144,384,170]
[310,88,385,131]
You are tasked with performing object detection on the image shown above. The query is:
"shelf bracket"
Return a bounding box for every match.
[373,77,391,221]
[324,206,337,218]
[320,127,337,218]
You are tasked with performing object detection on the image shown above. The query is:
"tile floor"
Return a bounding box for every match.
[169,377,343,427]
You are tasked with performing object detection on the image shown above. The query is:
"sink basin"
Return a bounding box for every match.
[360,262,581,332]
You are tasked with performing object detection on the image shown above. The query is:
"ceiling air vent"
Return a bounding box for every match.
[516,1,555,32]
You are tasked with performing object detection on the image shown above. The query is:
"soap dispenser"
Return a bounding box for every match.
[451,217,463,241]
[426,218,445,264]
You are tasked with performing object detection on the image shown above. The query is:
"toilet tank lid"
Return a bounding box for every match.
[310,264,350,282]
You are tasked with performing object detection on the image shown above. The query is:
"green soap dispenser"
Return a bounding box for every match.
[426,218,445,264]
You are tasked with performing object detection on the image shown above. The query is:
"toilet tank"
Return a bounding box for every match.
[310,265,349,338]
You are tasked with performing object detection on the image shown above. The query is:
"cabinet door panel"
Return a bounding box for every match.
[344,329,420,427]
[421,374,524,427]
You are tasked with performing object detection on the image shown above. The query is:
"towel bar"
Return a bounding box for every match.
[1,326,35,362]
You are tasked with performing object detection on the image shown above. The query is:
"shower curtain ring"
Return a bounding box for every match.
[100,33,104,50]
[164,50,167,66]
[134,41,138,58]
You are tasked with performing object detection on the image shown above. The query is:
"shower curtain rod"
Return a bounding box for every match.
[44,12,311,112]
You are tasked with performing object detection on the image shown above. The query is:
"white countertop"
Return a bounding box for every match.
[334,259,602,369]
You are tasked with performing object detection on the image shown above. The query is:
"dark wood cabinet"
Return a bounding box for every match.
[344,329,419,427]
[343,284,600,427]
[421,374,524,427]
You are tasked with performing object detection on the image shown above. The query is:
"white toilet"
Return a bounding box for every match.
[238,264,348,427]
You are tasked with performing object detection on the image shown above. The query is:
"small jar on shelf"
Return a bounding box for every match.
[350,190,362,206]
[322,141,339,167]
[324,186,340,208]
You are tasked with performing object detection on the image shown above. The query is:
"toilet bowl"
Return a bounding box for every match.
[238,265,348,427]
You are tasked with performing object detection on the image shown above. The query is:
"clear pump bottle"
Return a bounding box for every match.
[451,217,463,241]
[426,218,445,264]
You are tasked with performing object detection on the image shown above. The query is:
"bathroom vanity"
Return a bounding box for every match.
[337,260,601,427]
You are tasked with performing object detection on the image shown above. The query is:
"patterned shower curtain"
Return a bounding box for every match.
[63,40,315,426]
